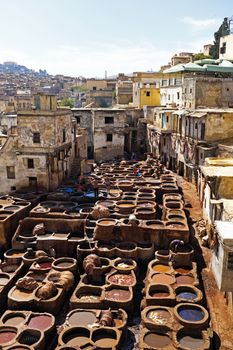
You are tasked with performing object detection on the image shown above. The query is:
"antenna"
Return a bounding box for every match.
[229,16,233,33]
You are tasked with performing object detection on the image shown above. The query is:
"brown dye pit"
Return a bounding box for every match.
[152,264,171,273]
[94,336,117,347]
[68,311,96,327]
[66,335,89,347]
[0,276,10,285]
[147,310,171,325]
[0,331,17,344]
[150,292,170,298]
[152,274,175,285]
[4,315,25,326]
[55,262,73,268]
[176,275,195,285]
[108,274,134,286]
[144,332,171,348]
[12,289,33,300]
[99,220,115,225]
[179,335,205,349]
[105,289,130,301]
[28,315,52,331]
[175,267,192,274]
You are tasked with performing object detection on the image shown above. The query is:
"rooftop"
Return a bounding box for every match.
[200,165,233,177]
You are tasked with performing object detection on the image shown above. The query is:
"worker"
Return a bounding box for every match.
[170,239,184,253]
[92,178,99,198]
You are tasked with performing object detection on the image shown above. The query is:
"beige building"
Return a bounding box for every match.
[0,94,86,193]
[219,34,233,60]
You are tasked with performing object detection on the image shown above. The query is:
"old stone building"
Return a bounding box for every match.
[0,93,86,193]
[146,107,233,182]
[72,107,145,162]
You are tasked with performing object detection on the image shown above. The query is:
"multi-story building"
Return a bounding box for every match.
[0,93,86,193]
[132,72,162,108]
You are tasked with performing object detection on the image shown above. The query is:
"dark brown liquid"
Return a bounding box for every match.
[150,292,169,298]
[144,333,171,347]
[175,267,191,274]
[68,311,96,326]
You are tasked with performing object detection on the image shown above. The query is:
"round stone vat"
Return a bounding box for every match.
[150,262,172,274]
[18,329,42,347]
[0,273,11,286]
[52,258,77,273]
[150,273,176,286]
[175,285,203,303]
[27,313,54,332]
[60,327,90,347]
[113,258,137,272]
[176,328,209,350]
[175,274,196,286]
[155,250,170,263]
[142,306,173,330]
[92,328,118,348]
[0,326,18,346]
[115,200,136,214]
[4,249,25,264]
[67,310,97,327]
[4,205,20,211]
[143,330,172,349]
[107,271,136,287]
[2,312,27,327]
[174,303,209,328]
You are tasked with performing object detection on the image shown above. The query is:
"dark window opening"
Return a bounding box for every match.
[195,122,198,130]
[93,86,97,91]
[177,92,180,100]
[106,133,113,142]
[105,116,114,124]
[76,116,81,124]
[63,129,66,143]
[6,166,15,179]
[33,132,40,143]
[190,88,192,93]
[28,159,34,169]
[146,91,150,97]
[166,116,169,123]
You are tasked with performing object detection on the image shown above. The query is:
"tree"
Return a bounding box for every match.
[210,17,230,59]
[59,98,74,108]
[194,53,212,61]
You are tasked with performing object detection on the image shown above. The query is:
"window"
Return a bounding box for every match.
[105,116,114,124]
[226,88,230,92]
[63,129,66,143]
[6,166,15,179]
[200,153,203,159]
[166,116,169,123]
[27,159,34,169]
[195,122,198,129]
[163,138,166,146]
[184,88,187,93]
[190,88,192,93]
[168,95,170,100]
[93,86,97,91]
[76,116,81,124]
[106,133,113,142]
[33,132,40,143]
[146,91,150,97]
[177,92,180,100]
[228,252,233,270]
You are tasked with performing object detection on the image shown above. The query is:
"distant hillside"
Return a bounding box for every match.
[0,61,49,76]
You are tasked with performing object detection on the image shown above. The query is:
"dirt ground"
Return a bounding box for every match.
[176,175,233,350]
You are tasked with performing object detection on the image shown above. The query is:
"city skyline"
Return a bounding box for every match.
[0,0,232,77]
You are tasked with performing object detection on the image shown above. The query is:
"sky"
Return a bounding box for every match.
[0,0,232,77]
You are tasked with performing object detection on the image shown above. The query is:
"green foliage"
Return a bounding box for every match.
[210,17,230,59]
[194,53,212,61]
[59,98,74,108]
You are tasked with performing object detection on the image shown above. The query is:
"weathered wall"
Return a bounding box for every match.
[205,112,233,142]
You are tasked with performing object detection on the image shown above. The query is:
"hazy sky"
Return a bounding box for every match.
[0,0,232,77]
